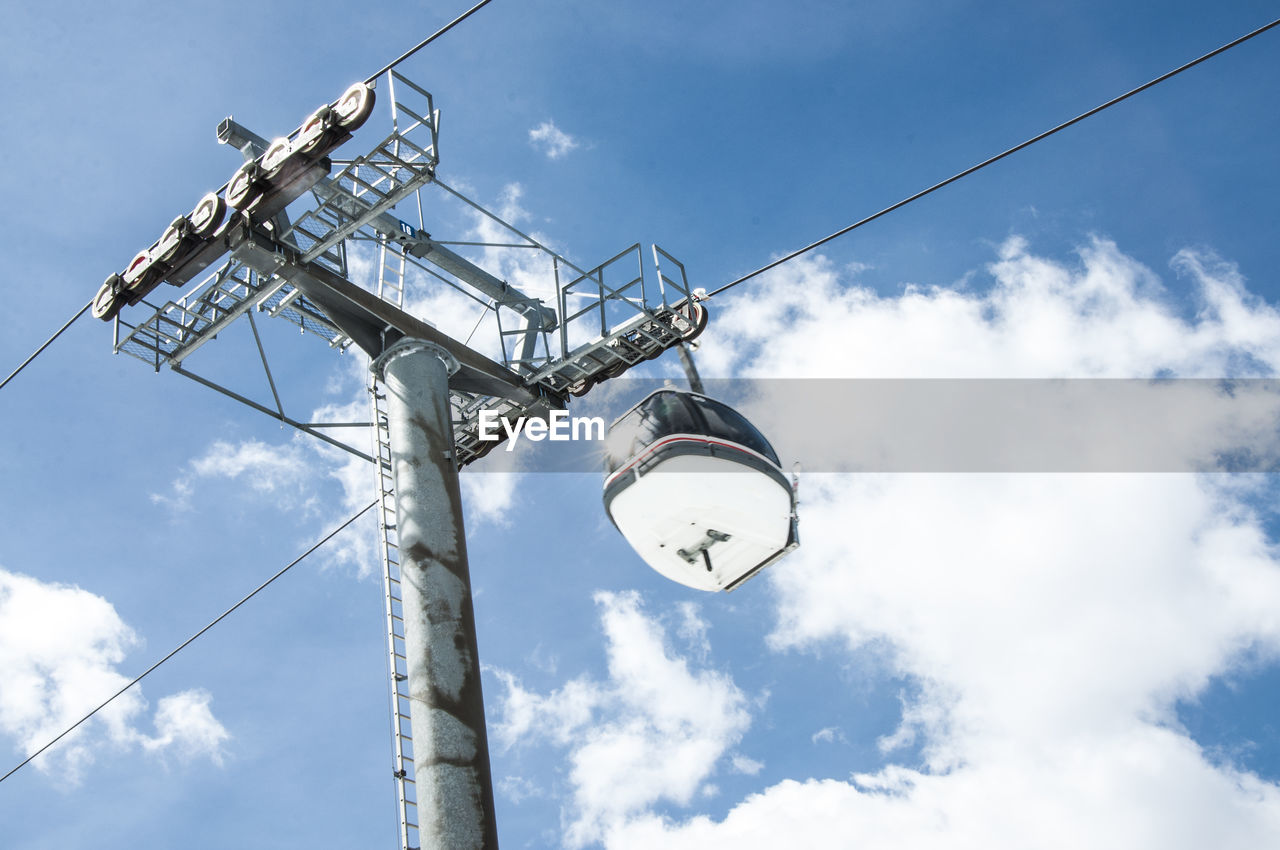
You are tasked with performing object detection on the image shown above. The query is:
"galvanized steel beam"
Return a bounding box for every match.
[372,338,499,850]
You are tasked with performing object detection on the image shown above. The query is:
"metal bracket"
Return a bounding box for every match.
[678,529,732,565]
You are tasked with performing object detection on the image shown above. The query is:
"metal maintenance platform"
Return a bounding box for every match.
[108,70,704,467]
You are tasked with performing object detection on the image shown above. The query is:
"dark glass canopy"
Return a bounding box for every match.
[604,390,781,475]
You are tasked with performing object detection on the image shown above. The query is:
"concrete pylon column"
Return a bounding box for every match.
[372,338,499,849]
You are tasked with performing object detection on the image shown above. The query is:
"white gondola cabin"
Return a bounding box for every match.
[603,389,798,591]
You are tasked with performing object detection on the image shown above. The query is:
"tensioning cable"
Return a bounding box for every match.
[0,501,376,786]
[706,16,1280,299]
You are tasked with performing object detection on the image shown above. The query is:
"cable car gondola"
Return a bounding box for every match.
[603,389,798,591]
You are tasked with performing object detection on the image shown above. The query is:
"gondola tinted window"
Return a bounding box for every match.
[605,391,781,473]
[604,391,698,473]
[688,395,780,464]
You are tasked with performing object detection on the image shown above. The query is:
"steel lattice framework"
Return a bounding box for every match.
[111,71,702,467]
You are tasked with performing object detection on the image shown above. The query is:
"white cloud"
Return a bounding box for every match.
[190,439,315,494]
[472,183,566,304]
[499,774,547,804]
[493,591,752,847]
[461,465,521,527]
[154,305,523,577]
[141,689,230,764]
[529,120,580,160]
[153,437,321,514]
[148,351,381,576]
[811,726,848,746]
[675,601,710,659]
[302,363,384,578]
[695,236,1280,380]
[0,569,229,783]
[518,237,1280,848]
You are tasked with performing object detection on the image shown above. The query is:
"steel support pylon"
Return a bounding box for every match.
[372,337,499,850]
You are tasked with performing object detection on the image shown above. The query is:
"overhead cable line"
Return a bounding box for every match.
[707,16,1280,299]
[0,299,92,392]
[365,0,496,84]
[0,501,376,787]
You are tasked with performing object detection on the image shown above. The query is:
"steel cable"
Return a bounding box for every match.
[706,17,1280,299]
[0,300,92,392]
[365,0,496,84]
[0,501,376,786]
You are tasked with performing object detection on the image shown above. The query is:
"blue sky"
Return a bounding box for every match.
[3,1,1280,847]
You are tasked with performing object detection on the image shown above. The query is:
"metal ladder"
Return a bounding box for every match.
[377,240,408,308]
[371,374,419,850]
[371,235,418,850]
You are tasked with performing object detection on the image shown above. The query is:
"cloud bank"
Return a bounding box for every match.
[497,236,1280,848]
[494,591,753,846]
[0,569,229,783]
